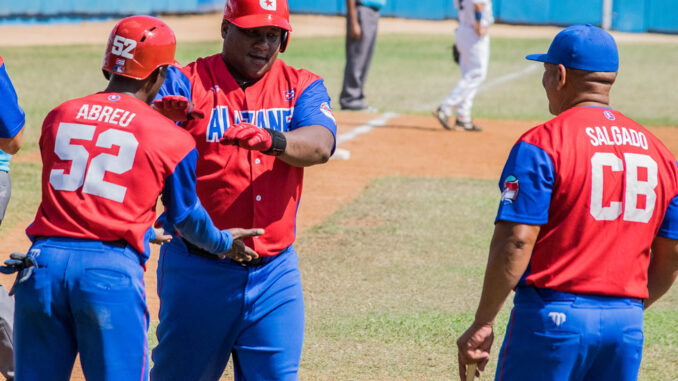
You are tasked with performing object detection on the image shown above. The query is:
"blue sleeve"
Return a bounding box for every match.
[495,141,555,225]
[659,191,678,239]
[291,79,337,149]
[161,148,233,254]
[0,61,25,139]
[154,65,192,101]
[161,148,200,224]
[174,200,234,254]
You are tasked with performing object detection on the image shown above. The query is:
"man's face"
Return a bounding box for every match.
[222,22,283,81]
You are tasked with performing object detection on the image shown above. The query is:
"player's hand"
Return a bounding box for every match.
[220,123,272,152]
[218,228,265,261]
[150,226,172,245]
[474,23,488,37]
[349,22,362,40]
[457,322,493,381]
[152,95,205,122]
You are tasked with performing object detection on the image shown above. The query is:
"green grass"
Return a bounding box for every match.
[296,177,505,379]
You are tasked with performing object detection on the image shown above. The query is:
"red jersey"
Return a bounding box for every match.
[496,107,678,298]
[158,55,337,256]
[27,93,196,254]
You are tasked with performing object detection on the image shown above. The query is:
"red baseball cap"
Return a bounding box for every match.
[223,0,292,32]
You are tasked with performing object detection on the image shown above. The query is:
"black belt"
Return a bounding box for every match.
[182,238,268,267]
[34,236,128,248]
[357,2,380,12]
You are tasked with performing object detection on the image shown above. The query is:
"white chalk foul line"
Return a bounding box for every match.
[331,111,399,160]
[337,111,399,144]
[477,63,540,94]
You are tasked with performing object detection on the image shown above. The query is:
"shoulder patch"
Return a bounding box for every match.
[319,102,335,122]
[501,175,520,204]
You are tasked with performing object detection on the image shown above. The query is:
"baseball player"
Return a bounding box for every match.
[0,55,25,381]
[339,0,386,111]
[13,16,261,381]
[456,25,678,381]
[434,0,493,131]
[149,0,337,379]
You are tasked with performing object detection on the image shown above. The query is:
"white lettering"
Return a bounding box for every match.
[610,126,622,145]
[590,152,624,220]
[639,133,648,150]
[595,127,610,145]
[98,106,114,123]
[76,104,89,120]
[118,112,135,127]
[586,126,649,150]
[623,153,658,223]
[109,109,123,125]
[88,105,102,121]
[586,128,599,146]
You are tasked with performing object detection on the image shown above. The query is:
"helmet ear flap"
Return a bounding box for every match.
[280,30,289,53]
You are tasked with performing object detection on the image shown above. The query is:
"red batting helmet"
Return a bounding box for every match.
[102,15,179,80]
[223,0,292,52]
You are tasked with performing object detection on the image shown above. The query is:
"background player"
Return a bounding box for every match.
[0,54,26,381]
[434,0,493,131]
[456,25,678,381]
[149,0,337,379]
[14,16,261,381]
[339,0,386,111]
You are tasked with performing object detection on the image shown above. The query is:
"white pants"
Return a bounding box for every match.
[441,25,490,123]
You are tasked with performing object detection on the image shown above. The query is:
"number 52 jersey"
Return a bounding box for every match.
[27,92,197,259]
[496,106,678,299]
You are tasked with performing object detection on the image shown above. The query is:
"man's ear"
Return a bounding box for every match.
[557,64,567,90]
[221,20,230,39]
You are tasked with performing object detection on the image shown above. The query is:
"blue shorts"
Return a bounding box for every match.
[151,239,304,381]
[14,237,149,381]
[495,286,644,381]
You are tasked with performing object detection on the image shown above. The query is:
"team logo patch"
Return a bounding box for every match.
[604,110,615,121]
[548,312,567,327]
[107,94,121,102]
[260,0,276,11]
[284,88,295,101]
[319,102,335,122]
[113,58,125,74]
[501,175,519,204]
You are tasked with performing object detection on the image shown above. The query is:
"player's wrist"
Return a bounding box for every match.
[262,129,287,156]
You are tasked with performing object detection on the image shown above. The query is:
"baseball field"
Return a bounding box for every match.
[1,13,678,380]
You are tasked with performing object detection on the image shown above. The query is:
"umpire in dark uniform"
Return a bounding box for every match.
[340,0,386,111]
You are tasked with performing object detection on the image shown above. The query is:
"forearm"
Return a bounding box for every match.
[474,222,538,325]
[0,128,23,154]
[346,0,358,25]
[277,125,334,167]
[646,237,678,308]
[473,3,487,35]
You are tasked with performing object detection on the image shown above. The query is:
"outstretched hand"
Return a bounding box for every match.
[219,228,265,261]
[457,322,494,381]
[152,95,205,122]
[150,226,172,245]
[220,123,273,152]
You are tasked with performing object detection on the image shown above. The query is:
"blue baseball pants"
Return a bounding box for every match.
[13,237,149,381]
[495,286,644,381]
[151,239,305,381]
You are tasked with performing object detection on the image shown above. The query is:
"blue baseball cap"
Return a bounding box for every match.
[526,24,619,72]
